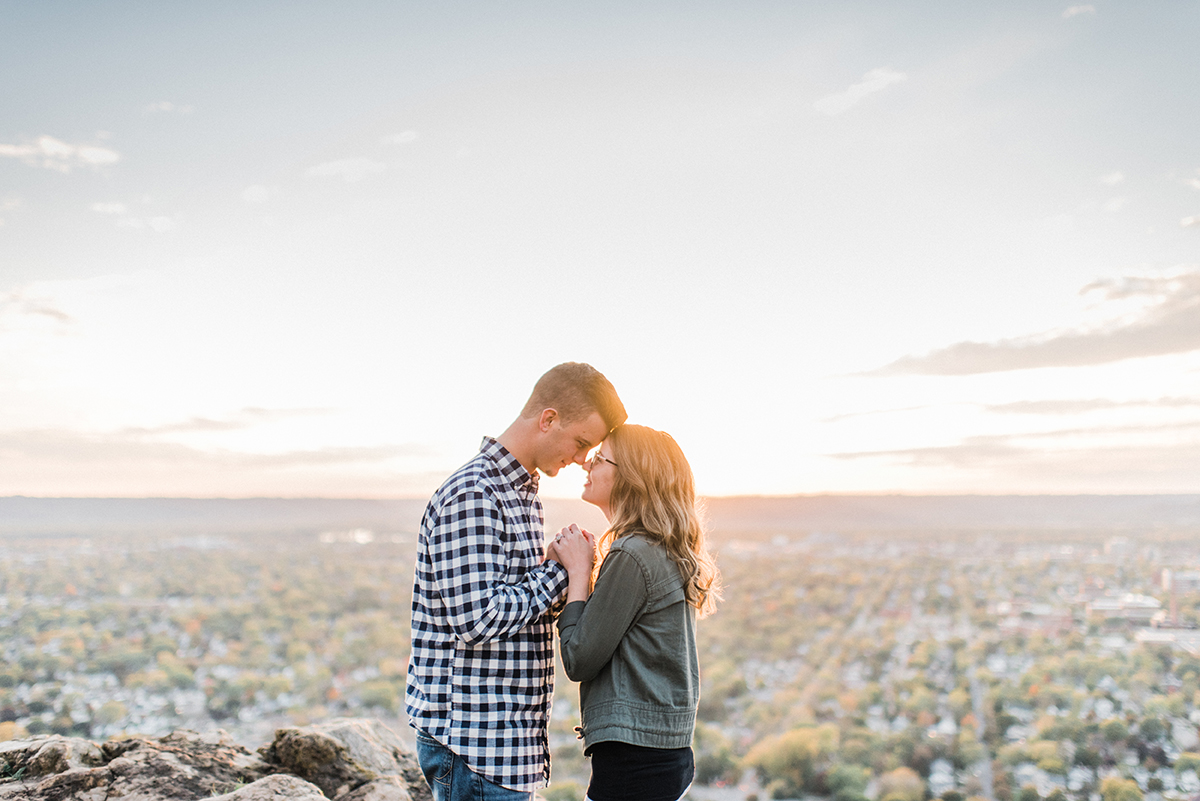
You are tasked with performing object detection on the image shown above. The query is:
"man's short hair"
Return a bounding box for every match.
[521,363,627,432]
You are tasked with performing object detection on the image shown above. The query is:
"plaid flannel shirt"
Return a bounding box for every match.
[406,437,569,792]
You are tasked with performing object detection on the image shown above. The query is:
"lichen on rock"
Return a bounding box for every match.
[0,718,429,801]
[260,718,428,801]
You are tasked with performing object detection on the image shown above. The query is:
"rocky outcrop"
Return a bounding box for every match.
[259,719,424,801]
[0,718,430,801]
[208,775,329,800]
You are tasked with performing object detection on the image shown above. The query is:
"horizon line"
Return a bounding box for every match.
[3,491,1200,501]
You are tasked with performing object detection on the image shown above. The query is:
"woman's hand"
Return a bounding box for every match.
[552,524,595,603]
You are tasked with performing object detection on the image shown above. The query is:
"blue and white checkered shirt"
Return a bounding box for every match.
[406,437,570,792]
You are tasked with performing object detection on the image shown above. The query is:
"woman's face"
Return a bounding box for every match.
[581,445,618,518]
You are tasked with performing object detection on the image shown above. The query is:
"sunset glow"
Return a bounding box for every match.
[2,3,1198,498]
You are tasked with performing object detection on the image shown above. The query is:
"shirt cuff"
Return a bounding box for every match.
[543,559,570,598]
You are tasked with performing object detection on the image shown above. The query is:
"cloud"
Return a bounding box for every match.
[306,158,387,182]
[1183,215,1200,228]
[1062,5,1096,19]
[382,131,418,145]
[1103,197,1128,213]
[0,197,21,226]
[143,100,195,115]
[120,407,332,436]
[824,417,1200,492]
[830,439,1200,491]
[821,404,944,424]
[0,400,437,494]
[820,396,1200,425]
[829,419,1200,476]
[90,202,128,215]
[0,289,73,328]
[1099,172,1124,186]
[871,268,1200,375]
[88,200,178,232]
[0,136,120,172]
[117,215,179,233]
[0,428,443,496]
[986,397,1200,415]
[0,428,414,470]
[813,68,908,116]
[241,185,272,203]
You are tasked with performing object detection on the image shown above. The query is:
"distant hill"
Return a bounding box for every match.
[702,494,1200,536]
[0,497,427,536]
[2,495,1198,539]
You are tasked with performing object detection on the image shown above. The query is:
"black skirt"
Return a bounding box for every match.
[585,741,695,801]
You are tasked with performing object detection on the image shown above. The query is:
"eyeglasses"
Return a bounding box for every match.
[590,451,618,468]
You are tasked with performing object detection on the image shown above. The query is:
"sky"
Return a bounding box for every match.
[2,1,1199,499]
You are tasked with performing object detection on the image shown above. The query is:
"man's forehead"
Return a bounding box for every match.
[565,411,609,444]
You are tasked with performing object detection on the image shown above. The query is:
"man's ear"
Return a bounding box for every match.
[538,408,558,433]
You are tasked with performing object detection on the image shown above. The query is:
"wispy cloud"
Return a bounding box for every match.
[0,427,442,496]
[116,215,179,233]
[829,419,1200,479]
[1099,171,1125,186]
[0,197,21,226]
[813,68,908,116]
[871,268,1200,375]
[88,200,178,232]
[0,428,415,469]
[821,396,1200,424]
[1062,5,1097,19]
[143,100,194,115]
[90,202,128,215]
[821,404,947,424]
[986,397,1200,414]
[382,131,418,145]
[241,185,272,203]
[0,289,73,328]
[306,158,387,182]
[0,136,120,172]
[120,407,332,436]
[832,441,1200,492]
[1183,215,1200,228]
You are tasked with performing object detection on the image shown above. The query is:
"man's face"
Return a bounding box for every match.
[535,410,609,477]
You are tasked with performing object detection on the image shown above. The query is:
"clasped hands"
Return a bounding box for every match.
[544,523,594,577]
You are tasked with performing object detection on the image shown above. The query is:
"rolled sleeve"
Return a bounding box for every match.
[431,490,568,645]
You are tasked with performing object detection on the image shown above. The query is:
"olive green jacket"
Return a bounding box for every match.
[556,532,699,751]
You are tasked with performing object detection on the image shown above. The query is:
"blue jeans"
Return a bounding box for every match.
[415,729,534,801]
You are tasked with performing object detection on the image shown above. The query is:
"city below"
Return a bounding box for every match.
[1,495,1199,801]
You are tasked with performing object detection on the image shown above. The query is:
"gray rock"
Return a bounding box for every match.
[0,728,268,801]
[335,777,413,801]
[0,719,429,801]
[0,736,105,779]
[260,719,428,801]
[207,774,329,800]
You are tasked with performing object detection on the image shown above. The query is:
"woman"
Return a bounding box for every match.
[548,424,721,801]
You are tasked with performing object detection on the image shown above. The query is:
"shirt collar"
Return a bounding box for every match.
[480,436,539,495]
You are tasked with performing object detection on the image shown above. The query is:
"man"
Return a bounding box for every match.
[406,362,627,801]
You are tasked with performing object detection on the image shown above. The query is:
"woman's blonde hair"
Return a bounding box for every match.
[596,424,721,617]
